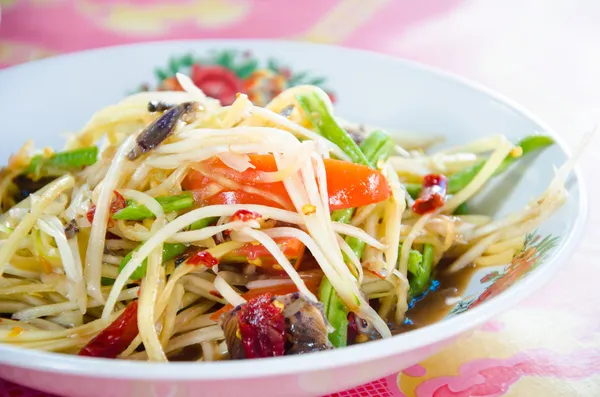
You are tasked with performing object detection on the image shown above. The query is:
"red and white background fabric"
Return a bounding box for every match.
[1,1,600,396]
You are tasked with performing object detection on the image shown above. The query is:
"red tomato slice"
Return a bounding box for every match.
[182,154,390,211]
[207,191,291,209]
[228,237,304,262]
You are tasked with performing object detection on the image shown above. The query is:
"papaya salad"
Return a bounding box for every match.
[0,73,573,361]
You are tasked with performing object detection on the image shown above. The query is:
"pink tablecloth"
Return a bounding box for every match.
[1,1,599,396]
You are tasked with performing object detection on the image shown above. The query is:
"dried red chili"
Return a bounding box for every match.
[86,205,96,224]
[86,190,127,227]
[111,191,126,213]
[238,293,286,358]
[79,300,139,358]
[187,250,219,268]
[412,174,448,215]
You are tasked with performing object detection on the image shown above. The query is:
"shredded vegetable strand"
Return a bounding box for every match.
[382,163,406,277]
[213,274,246,306]
[85,135,135,303]
[138,243,167,361]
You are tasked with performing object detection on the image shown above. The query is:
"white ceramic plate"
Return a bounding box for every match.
[0,40,587,397]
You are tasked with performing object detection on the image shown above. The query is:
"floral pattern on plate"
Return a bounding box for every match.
[449,232,559,316]
[138,50,335,106]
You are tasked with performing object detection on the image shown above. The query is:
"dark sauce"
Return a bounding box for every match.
[168,344,203,362]
[392,263,478,334]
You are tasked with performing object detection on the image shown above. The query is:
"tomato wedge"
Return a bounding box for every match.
[183,154,390,211]
[222,237,305,275]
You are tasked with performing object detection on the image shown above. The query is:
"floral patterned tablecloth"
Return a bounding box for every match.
[1,1,599,396]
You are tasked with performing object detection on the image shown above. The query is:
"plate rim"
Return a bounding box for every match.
[0,38,589,380]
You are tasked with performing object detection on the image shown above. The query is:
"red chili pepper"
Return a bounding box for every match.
[230,209,262,223]
[86,191,127,227]
[187,251,219,268]
[412,174,448,215]
[238,293,286,358]
[209,290,223,298]
[111,191,127,213]
[86,205,96,224]
[79,300,139,359]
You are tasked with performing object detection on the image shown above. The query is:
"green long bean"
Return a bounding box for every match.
[119,242,186,280]
[404,245,424,276]
[453,202,469,215]
[112,193,194,221]
[359,130,389,159]
[493,135,554,174]
[25,147,98,179]
[296,93,371,167]
[189,216,219,231]
[408,243,434,296]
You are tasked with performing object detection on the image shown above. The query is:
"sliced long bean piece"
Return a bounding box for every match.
[189,216,219,231]
[112,193,194,221]
[296,93,370,167]
[119,243,186,280]
[408,243,434,296]
[25,147,98,179]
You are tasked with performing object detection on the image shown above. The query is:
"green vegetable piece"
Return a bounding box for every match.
[112,193,194,221]
[408,243,434,296]
[327,292,349,347]
[453,202,469,215]
[359,130,389,160]
[319,278,348,347]
[101,277,115,286]
[494,135,554,175]
[25,147,98,179]
[119,243,186,280]
[318,277,334,320]
[296,93,370,166]
[372,139,395,166]
[189,216,219,231]
[402,244,424,276]
[447,161,485,194]
[331,208,354,224]
[405,183,421,199]
[346,237,366,263]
